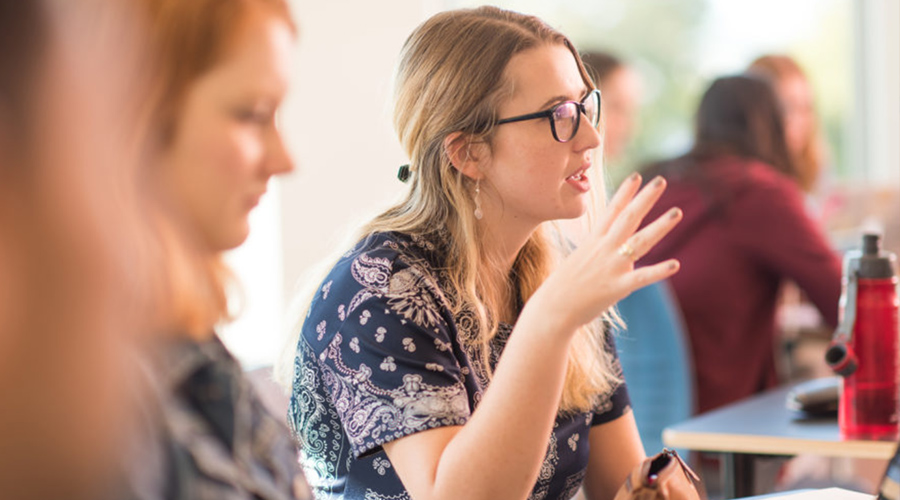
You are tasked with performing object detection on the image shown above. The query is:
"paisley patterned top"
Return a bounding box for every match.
[288,232,630,500]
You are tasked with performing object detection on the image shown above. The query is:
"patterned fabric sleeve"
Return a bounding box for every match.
[591,332,632,426]
[303,242,471,459]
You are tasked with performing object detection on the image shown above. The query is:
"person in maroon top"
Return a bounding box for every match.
[638,75,842,414]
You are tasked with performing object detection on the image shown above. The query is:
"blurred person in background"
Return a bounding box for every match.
[638,75,842,416]
[746,55,827,197]
[582,51,642,170]
[282,7,684,499]
[123,0,310,498]
[0,1,150,499]
[746,54,847,233]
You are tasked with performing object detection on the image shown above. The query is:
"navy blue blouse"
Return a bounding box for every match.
[289,232,630,500]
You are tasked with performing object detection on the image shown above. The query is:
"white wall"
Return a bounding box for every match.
[278,0,440,303]
[221,184,286,368]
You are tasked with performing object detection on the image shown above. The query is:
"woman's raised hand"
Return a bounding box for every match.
[534,173,682,333]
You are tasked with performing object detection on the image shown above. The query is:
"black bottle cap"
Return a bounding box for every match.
[858,233,896,279]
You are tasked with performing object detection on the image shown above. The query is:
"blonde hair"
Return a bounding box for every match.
[138,0,295,339]
[747,55,826,193]
[280,7,618,413]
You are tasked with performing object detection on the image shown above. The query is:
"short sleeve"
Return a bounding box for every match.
[591,332,632,426]
[305,246,471,459]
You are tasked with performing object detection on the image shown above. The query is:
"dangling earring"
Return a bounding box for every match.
[473,180,484,220]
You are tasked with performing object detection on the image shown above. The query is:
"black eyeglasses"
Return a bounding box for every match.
[496,89,601,143]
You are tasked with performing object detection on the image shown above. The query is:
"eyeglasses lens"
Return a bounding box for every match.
[552,102,579,142]
[551,92,600,143]
[585,91,600,127]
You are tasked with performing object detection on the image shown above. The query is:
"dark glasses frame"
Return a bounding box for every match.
[495,88,601,143]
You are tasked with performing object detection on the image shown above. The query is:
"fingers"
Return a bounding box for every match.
[621,206,683,262]
[605,175,669,245]
[614,204,683,297]
[625,259,681,290]
[595,173,642,235]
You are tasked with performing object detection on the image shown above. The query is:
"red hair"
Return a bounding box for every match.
[138,0,295,339]
[747,55,825,192]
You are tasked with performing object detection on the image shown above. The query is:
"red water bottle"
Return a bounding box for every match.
[826,233,900,439]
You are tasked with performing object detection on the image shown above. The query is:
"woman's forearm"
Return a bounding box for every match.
[434,307,574,499]
[384,304,576,500]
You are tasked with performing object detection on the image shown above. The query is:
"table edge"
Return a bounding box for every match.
[663,428,897,459]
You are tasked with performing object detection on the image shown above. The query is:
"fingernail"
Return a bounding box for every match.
[669,208,682,219]
[668,261,679,270]
[629,172,641,183]
[653,176,665,187]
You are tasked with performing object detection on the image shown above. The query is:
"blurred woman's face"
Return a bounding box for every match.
[776,74,814,156]
[158,7,294,252]
[599,66,640,163]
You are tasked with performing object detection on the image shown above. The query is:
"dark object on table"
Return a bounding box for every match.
[613,449,706,500]
[785,377,840,417]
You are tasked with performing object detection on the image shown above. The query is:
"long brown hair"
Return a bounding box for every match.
[642,75,798,216]
[137,0,295,338]
[692,75,796,179]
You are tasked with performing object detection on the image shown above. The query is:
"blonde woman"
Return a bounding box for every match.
[285,7,681,500]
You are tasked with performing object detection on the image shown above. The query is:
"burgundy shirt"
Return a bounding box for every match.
[639,156,842,413]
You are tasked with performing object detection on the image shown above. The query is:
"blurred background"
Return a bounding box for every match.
[220,0,899,369]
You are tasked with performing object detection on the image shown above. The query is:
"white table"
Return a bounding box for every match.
[738,487,874,499]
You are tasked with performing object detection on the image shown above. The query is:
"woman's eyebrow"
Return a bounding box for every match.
[538,94,571,109]
[538,88,591,109]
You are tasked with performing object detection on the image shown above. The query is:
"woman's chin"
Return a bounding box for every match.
[558,201,589,221]
[204,222,251,253]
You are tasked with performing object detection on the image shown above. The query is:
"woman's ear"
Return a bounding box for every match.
[444,132,485,180]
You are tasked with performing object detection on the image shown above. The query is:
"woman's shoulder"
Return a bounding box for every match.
[306,231,449,324]
[699,157,810,225]
[672,155,800,199]
[706,156,796,187]
[336,231,442,263]
[725,158,808,209]
[326,231,443,283]
[126,336,310,499]
[740,157,796,183]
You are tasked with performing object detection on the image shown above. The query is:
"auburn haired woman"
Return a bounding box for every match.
[125,0,309,498]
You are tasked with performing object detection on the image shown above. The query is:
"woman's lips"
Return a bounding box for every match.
[566,167,590,193]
